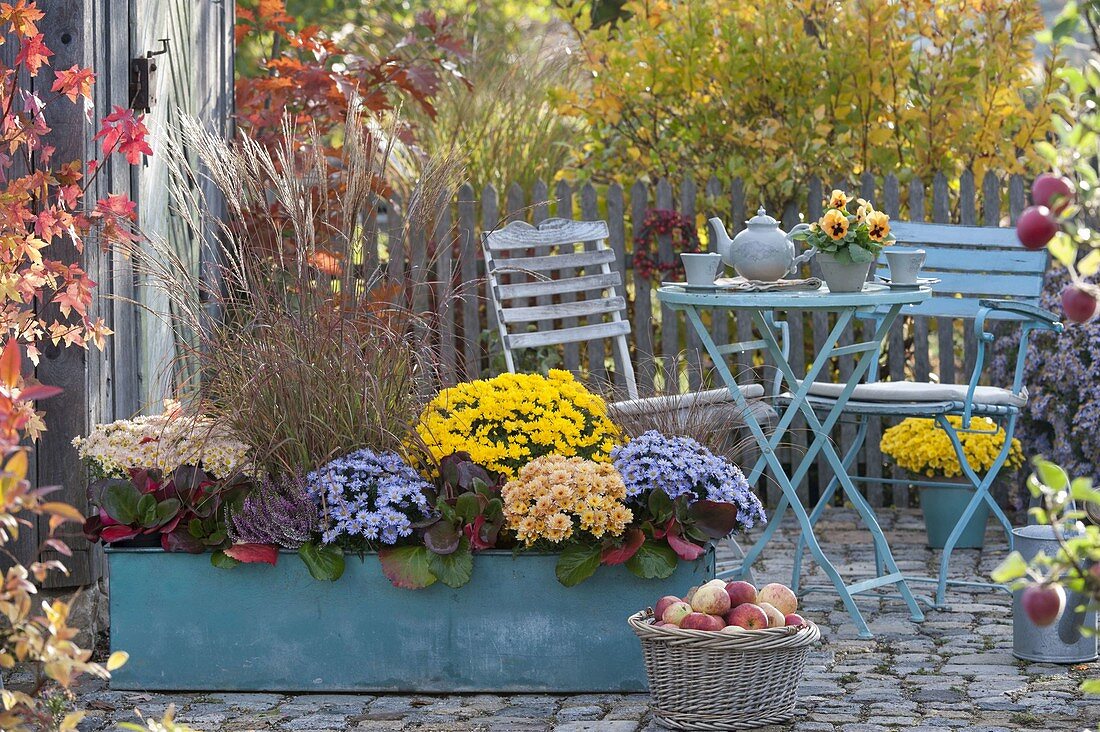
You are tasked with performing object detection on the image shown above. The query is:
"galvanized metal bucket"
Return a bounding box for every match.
[1011,524,1098,664]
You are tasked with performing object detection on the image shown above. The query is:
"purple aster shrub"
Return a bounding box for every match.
[989,267,1100,491]
[306,449,432,547]
[611,430,766,530]
[227,472,318,549]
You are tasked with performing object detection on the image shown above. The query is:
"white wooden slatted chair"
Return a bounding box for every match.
[789,221,1062,608]
[481,217,774,434]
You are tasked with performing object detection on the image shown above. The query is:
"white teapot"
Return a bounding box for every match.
[708,207,814,282]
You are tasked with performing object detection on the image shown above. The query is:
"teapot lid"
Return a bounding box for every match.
[746,206,778,227]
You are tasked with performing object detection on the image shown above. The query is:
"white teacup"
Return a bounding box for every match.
[681,252,722,286]
[885,247,926,285]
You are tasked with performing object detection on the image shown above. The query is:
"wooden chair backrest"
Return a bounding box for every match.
[881,222,1048,320]
[482,218,638,398]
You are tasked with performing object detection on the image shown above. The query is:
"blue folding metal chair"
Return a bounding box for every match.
[790,222,1062,608]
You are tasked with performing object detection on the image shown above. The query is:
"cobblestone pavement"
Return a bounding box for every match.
[13,508,1099,732]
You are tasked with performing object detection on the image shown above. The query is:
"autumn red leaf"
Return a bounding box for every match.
[51,64,95,102]
[600,528,645,565]
[224,543,280,566]
[94,106,152,163]
[0,0,44,37]
[15,32,51,74]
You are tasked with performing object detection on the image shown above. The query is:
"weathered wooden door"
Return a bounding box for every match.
[24,0,234,586]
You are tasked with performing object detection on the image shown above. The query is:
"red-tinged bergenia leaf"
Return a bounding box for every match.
[600,527,645,565]
[666,530,706,561]
[223,543,279,566]
[686,500,742,539]
[378,545,436,589]
[463,515,493,551]
[100,525,139,543]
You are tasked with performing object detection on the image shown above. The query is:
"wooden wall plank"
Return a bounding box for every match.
[681,178,703,391]
[607,183,628,391]
[656,179,679,394]
[457,184,480,380]
[554,181,580,374]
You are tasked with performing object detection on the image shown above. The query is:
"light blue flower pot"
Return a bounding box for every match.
[920,484,989,549]
[107,546,714,692]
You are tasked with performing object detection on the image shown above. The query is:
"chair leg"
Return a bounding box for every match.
[792,418,868,593]
[933,414,1017,607]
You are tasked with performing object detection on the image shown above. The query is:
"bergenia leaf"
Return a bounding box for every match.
[686,500,741,539]
[299,541,345,582]
[666,530,706,561]
[379,545,437,589]
[224,543,279,566]
[99,525,140,543]
[625,540,678,580]
[101,482,141,524]
[211,551,240,569]
[424,520,461,555]
[555,543,603,587]
[428,538,474,588]
[648,488,674,524]
[454,492,480,524]
[600,528,645,565]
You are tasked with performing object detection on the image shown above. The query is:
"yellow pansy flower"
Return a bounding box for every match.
[828,189,851,209]
[867,211,891,242]
[821,209,850,240]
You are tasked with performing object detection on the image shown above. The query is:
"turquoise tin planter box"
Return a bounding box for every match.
[108,547,714,692]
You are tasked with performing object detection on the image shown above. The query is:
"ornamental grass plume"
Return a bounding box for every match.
[416,370,621,478]
[502,455,632,545]
[227,472,318,549]
[880,416,1024,478]
[114,100,462,475]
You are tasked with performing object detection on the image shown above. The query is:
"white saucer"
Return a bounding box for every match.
[877,276,939,290]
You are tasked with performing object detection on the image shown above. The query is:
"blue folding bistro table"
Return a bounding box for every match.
[656,283,932,639]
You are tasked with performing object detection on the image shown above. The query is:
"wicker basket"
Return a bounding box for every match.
[629,610,821,731]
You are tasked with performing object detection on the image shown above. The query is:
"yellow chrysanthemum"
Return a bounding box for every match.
[502,455,632,546]
[821,209,850,240]
[880,416,1024,479]
[866,211,891,242]
[414,370,620,478]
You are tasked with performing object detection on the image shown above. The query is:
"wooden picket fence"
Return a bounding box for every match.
[383,169,1033,511]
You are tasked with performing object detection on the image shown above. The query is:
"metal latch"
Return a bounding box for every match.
[130,39,170,113]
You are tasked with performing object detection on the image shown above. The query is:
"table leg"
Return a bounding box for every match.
[683,305,882,638]
[759,306,925,623]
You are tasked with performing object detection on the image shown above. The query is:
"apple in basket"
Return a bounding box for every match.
[758,583,798,616]
[681,612,726,632]
[690,580,732,615]
[654,595,681,620]
[724,603,769,630]
[757,602,786,628]
[661,601,693,627]
[724,580,758,607]
[784,613,806,627]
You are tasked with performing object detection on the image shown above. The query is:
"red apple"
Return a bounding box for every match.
[757,601,786,628]
[680,612,725,632]
[726,603,769,630]
[1062,285,1099,323]
[1016,206,1059,251]
[690,583,732,615]
[654,595,681,621]
[1032,174,1075,213]
[1021,583,1066,627]
[662,601,693,627]
[652,620,669,627]
[784,613,806,627]
[724,580,758,607]
[758,583,798,616]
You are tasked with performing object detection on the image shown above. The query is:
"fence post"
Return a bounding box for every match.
[607,183,629,391]
[457,184,480,380]
[555,181,581,375]
[656,179,679,393]
[681,177,703,391]
[631,180,656,396]
[933,173,955,385]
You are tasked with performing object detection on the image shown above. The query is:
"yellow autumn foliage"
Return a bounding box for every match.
[558,0,1060,207]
